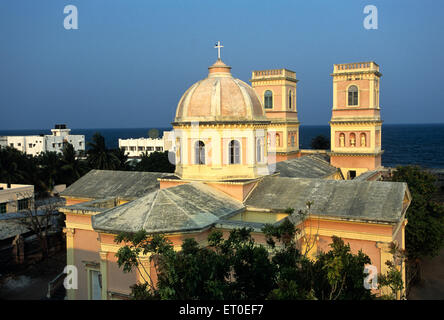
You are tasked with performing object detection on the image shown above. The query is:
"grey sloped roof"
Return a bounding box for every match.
[353,170,381,181]
[92,182,245,234]
[0,220,30,240]
[60,170,169,200]
[245,176,408,223]
[274,155,339,179]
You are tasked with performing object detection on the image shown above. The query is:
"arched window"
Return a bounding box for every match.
[291,135,295,147]
[349,133,356,147]
[195,140,205,164]
[348,85,358,106]
[229,140,240,164]
[256,138,263,163]
[264,90,273,109]
[288,90,292,109]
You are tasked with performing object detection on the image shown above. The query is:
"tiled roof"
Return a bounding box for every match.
[60,170,169,200]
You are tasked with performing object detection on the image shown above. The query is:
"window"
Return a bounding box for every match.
[147,147,154,151]
[0,203,6,214]
[18,198,30,211]
[155,147,163,151]
[264,90,273,109]
[256,138,263,163]
[130,146,136,151]
[291,135,295,147]
[276,133,281,147]
[348,85,358,106]
[138,146,144,151]
[288,90,292,109]
[229,140,240,164]
[348,170,357,180]
[89,270,102,300]
[52,143,56,148]
[29,144,33,148]
[10,143,14,147]
[195,141,205,164]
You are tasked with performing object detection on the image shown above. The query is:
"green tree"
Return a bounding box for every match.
[60,143,89,185]
[87,132,119,170]
[115,219,388,300]
[391,165,444,260]
[312,237,374,300]
[0,146,25,188]
[112,147,129,171]
[263,219,316,299]
[37,151,62,192]
[115,228,275,300]
[310,135,330,150]
[135,151,175,173]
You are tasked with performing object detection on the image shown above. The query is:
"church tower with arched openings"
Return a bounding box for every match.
[250,69,300,163]
[329,62,383,179]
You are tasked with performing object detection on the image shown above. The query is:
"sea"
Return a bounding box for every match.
[1,124,444,169]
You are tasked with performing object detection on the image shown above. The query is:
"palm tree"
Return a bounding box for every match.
[112,147,129,171]
[38,151,62,192]
[87,132,119,170]
[60,143,89,185]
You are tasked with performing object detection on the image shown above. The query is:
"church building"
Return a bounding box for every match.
[60,45,410,300]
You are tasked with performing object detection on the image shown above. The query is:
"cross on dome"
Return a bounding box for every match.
[214,41,224,60]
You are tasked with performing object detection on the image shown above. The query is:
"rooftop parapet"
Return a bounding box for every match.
[332,62,380,75]
[251,68,297,82]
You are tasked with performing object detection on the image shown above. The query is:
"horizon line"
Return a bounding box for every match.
[1,122,444,132]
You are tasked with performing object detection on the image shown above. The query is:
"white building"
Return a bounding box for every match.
[119,130,173,158]
[0,124,85,157]
[0,183,34,214]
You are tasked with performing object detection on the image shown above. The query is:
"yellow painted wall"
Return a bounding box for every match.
[229,211,289,224]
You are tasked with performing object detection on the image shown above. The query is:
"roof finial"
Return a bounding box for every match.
[214,41,223,60]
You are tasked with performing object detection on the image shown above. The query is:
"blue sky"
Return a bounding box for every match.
[0,0,443,130]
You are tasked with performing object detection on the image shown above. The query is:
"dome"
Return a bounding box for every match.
[174,59,268,123]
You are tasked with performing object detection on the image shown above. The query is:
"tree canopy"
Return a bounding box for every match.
[310,135,330,150]
[390,165,444,260]
[114,218,401,300]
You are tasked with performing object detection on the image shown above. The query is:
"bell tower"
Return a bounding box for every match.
[250,69,300,163]
[329,62,383,179]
